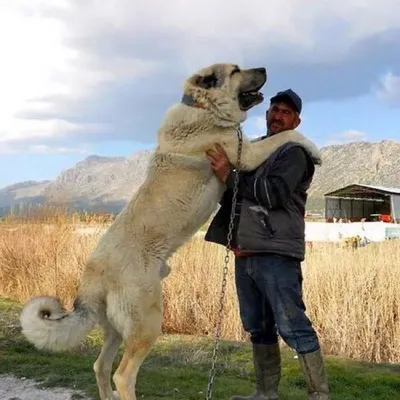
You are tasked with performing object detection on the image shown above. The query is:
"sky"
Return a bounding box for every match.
[0,0,399,188]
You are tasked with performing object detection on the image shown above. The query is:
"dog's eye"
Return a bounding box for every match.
[231,66,240,75]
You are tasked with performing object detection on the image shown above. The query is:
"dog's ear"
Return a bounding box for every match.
[193,72,218,89]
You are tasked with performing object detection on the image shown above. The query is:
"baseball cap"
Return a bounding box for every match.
[270,89,302,114]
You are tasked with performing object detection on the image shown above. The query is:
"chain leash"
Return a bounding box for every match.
[205,126,243,400]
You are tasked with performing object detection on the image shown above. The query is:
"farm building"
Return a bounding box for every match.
[324,184,400,223]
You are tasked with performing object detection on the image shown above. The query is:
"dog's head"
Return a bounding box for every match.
[183,63,267,125]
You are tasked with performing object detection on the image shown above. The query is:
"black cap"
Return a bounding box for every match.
[270,89,302,114]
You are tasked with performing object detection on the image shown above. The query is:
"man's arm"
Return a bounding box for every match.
[225,146,310,209]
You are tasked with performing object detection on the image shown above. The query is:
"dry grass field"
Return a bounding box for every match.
[1,207,399,366]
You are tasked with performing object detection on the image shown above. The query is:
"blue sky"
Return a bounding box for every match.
[0,0,399,188]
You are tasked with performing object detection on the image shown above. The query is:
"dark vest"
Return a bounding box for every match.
[204,142,315,261]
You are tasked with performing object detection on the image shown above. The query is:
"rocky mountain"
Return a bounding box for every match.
[307,140,400,210]
[44,151,152,213]
[0,180,51,215]
[1,140,399,216]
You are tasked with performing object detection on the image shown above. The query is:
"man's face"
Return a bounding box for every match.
[266,101,301,135]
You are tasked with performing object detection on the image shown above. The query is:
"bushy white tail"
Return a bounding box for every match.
[20,296,97,352]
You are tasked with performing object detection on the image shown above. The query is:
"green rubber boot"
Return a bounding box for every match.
[230,343,281,400]
[297,349,330,399]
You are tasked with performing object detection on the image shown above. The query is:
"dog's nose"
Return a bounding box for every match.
[257,67,266,75]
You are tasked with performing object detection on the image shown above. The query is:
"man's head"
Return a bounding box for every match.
[266,89,302,136]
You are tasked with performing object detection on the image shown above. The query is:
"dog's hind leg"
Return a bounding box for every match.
[94,323,123,400]
[112,295,162,400]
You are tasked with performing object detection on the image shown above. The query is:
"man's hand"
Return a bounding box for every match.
[206,143,231,183]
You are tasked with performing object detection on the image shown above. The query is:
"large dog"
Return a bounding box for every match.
[20,63,321,400]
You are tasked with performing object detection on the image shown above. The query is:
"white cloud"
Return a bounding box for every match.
[254,117,267,132]
[340,129,367,141]
[0,1,160,150]
[0,118,105,144]
[325,129,368,146]
[0,0,398,153]
[240,116,266,140]
[0,3,72,140]
[28,145,89,155]
[376,72,400,104]
[0,141,90,155]
[52,0,400,73]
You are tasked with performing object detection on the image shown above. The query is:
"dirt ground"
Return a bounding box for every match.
[0,375,91,400]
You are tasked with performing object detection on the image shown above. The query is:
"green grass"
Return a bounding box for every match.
[1,297,400,399]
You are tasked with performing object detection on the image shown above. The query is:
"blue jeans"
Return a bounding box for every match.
[234,253,320,354]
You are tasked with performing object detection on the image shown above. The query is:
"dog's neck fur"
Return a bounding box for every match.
[180,90,246,127]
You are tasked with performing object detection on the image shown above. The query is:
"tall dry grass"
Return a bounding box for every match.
[0,212,399,363]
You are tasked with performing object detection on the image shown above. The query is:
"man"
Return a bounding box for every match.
[204,89,330,400]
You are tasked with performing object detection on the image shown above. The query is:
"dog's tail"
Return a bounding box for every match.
[19,295,98,352]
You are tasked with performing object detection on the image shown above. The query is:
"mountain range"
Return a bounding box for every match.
[1,140,399,216]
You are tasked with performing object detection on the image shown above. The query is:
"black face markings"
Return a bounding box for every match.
[191,64,243,90]
[230,65,241,76]
[194,72,219,89]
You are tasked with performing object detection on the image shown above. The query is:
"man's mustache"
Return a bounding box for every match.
[270,120,283,126]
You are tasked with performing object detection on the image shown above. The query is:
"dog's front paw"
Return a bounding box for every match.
[280,129,305,142]
[280,130,322,166]
[297,137,322,165]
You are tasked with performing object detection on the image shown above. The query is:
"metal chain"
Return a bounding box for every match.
[205,126,243,400]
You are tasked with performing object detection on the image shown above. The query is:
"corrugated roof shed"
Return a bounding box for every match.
[324,184,400,198]
[357,184,400,195]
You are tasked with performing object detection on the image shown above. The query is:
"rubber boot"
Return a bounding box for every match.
[297,349,330,399]
[230,343,281,400]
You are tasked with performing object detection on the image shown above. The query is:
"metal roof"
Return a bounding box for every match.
[324,184,400,198]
